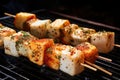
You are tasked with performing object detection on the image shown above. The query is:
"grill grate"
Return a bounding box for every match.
[0,9,120,80]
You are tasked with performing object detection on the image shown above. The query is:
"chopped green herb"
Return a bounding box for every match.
[11,35,15,39]
[21,31,30,37]
[57,55,61,59]
[46,48,52,54]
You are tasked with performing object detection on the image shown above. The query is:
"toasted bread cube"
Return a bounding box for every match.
[47,19,70,42]
[60,45,84,76]
[14,12,36,30]
[0,26,16,48]
[91,32,115,53]
[26,19,51,38]
[76,42,98,63]
[27,39,54,66]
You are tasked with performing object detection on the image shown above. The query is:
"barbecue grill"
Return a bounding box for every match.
[0,9,120,80]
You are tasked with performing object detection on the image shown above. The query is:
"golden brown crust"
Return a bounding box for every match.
[27,39,54,66]
[76,42,98,63]
[44,44,63,70]
[47,19,70,43]
[61,24,79,45]
[14,12,36,30]
[23,18,37,31]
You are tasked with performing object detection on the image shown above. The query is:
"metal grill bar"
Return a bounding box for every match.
[0,71,16,80]
[0,65,29,80]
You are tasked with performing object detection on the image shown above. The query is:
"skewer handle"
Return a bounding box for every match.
[85,60,112,76]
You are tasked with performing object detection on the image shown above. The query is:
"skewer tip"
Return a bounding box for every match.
[4,13,15,18]
[114,44,120,48]
[97,56,112,62]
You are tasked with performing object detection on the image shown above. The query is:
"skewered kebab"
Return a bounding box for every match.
[3,31,97,76]
[3,12,114,62]
[4,12,114,62]
[2,12,114,74]
[4,12,115,54]
[2,29,112,75]
[4,12,70,42]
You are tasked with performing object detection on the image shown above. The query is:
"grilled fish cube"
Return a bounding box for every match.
[16,31,38,57]
[26,19,51,38]
[60,45,84,76]
[47,19,70,42]
[4,31,37,57]
[14,12,36,30]
[61,24,79,45]
[44,44,65,70]
[90,31,115,53]
[28,39,54,66]
[17,41,30,57]
[71,28,86,46]
[61,24,96,46]
[0,26,16,48]
[71,27,96,46]
[76,42,98,63]
[4,32,22,57]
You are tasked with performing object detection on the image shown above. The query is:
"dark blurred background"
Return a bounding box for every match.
[0,0,120,27]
